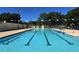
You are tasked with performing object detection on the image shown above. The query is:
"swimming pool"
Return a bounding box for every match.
[0,28,79,52]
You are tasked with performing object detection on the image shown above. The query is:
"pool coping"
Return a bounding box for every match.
[0,28,32,39]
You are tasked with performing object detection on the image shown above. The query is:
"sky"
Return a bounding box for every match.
[0,7,76,22]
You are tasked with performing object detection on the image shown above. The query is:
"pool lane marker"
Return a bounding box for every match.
[43,31,51,46]
[2,30,32,45]
[2,30,30,45]
[0,32,19,44]
[3,34,24,45]
[2,31,26,45]
[48,30,74,45]
[25,31,37,46]
[0,33,20,45]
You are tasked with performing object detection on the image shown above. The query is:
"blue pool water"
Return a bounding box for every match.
[0,28,79,52]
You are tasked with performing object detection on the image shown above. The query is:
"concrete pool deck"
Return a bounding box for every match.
[0,28,79,38]
[56,29,79,37]
[0,28,32,38]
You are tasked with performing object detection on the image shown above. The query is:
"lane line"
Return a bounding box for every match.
[1,30,32,45]
[43,31,51,46]
[2,31,27,45]
[48,29,74,45]
[25,31,37,46]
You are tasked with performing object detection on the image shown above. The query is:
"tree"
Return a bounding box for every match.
[10,13,21,23]
[0,13,11,22]
[48,12,63,25]
[39,13,48,21]
[37,12,64,27]
[0,13,21,23]
[37,13,48,27]
[66,8,79,19]
[65,7,79,29]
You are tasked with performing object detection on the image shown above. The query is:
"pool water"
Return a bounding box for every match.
[0,28,79,52]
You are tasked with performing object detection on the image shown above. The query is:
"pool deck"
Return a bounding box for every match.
[0,28,32,38]
[56,29,79,37]
[0,28,79,38]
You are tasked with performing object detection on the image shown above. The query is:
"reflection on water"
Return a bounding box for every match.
[40,25,44,32]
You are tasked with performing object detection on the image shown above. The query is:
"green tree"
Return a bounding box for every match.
[10,13,21,23]
[37,12,64,27]
[0,13,21,23]
[65,7,79,29]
